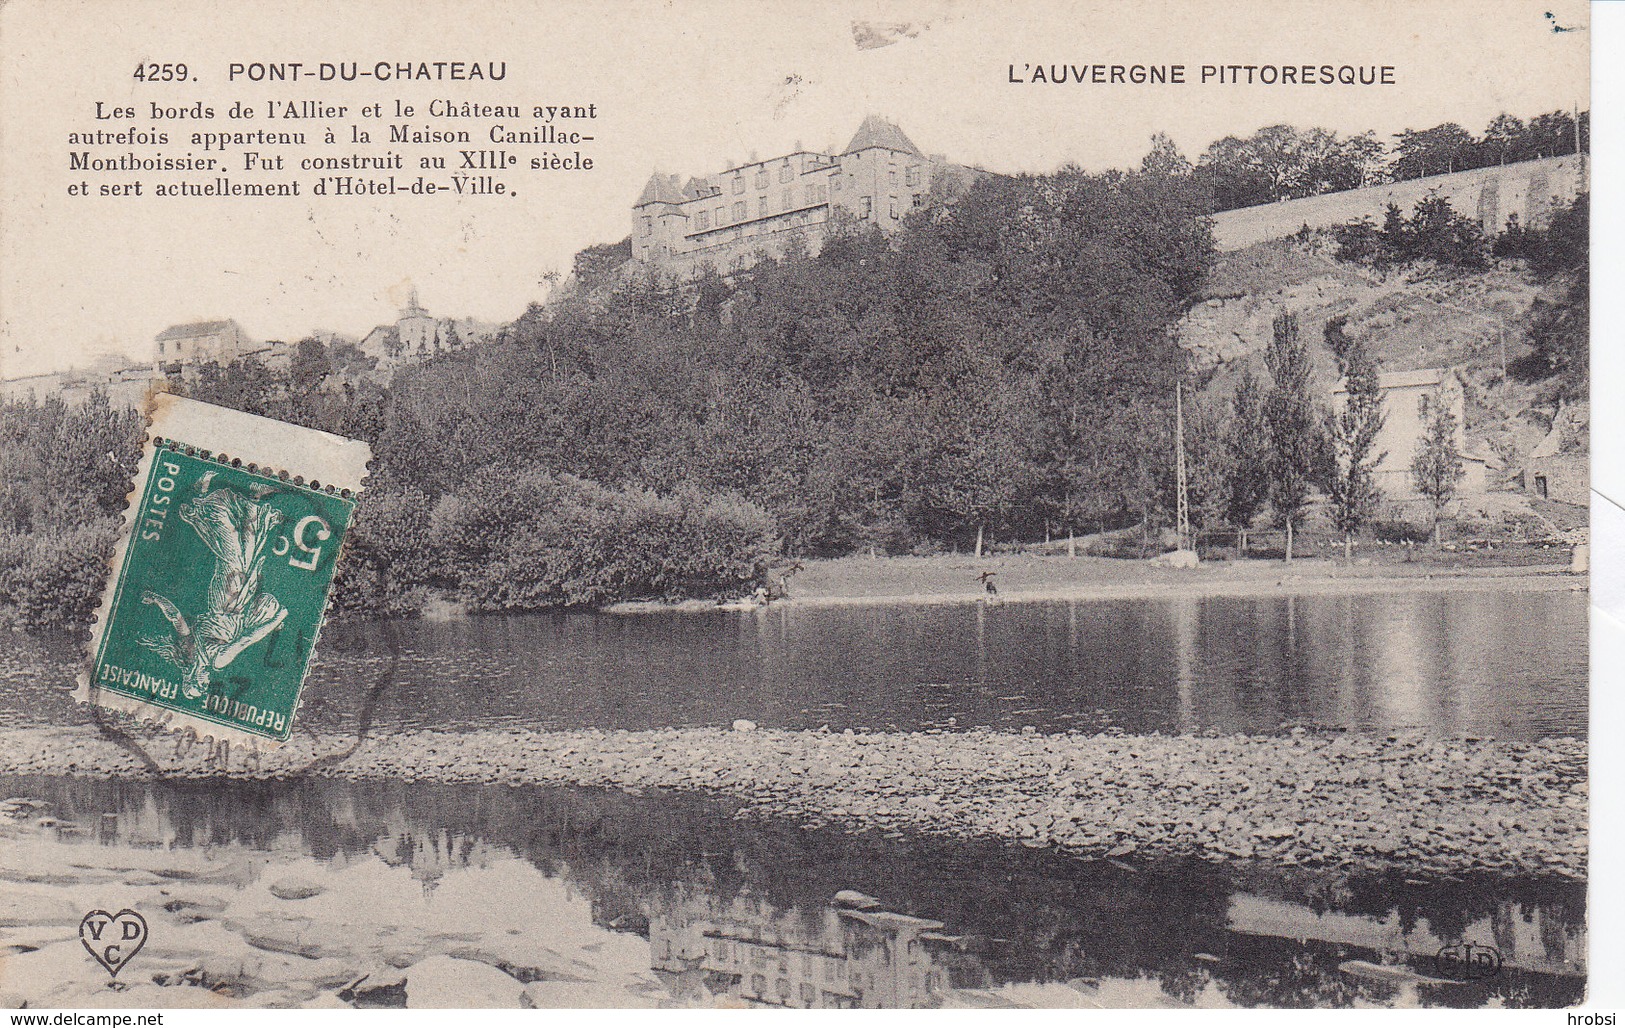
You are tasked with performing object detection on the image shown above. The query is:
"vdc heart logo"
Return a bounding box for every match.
[79,909,148,978]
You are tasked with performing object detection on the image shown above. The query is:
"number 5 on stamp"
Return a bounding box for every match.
[77,395,371,746]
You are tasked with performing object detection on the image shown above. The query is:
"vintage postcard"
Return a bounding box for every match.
[0,0,1596,1016]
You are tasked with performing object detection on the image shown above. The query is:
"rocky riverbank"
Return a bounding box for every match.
[0,724,1587,879]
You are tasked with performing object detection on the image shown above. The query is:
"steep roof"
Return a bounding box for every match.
[843,115,920,156]
[155,320,237,341]
[635,172,687,206]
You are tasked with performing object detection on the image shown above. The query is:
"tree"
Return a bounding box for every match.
[571,237,633,289]
[1262,312,1321,561]
[1323,315,1355,370]
[1519,193,1589,399]
[289,337,332,391]
[1140,132,1192,176]
[1482,113,1529,165]
[1390,122,1475,180]
[1404,195,1488,268]
[1410,390,1465,545]
[1223,369,1271,555]
[1527,109,1581,159]
[1322,338,1386,560]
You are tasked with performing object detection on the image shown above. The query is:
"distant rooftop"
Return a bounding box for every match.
[635,173,687,206]
[155,320,238,341]
[844,115,920,156]
[1332,367,1452,393]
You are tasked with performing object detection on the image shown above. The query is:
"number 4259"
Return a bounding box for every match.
[134,62,189,82]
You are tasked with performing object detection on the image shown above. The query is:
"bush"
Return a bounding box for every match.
[1334,217,1385,265]
[437,469,779,610]
[329,484,437,618]
[0,521,118,630]
[1335,198,1488,270]
[1371,519,1431,544]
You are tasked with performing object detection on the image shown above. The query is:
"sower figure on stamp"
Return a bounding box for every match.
[140,482,289,699]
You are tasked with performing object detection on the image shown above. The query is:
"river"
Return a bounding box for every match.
[0,586,1589,1007]
[0,588,1589,740]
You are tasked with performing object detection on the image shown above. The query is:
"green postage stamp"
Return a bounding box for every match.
[77,395,372,746]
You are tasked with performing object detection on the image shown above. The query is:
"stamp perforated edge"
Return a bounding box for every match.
[73,393,373,751]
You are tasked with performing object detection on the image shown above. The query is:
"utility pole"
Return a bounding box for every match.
[1176,381,1191,553]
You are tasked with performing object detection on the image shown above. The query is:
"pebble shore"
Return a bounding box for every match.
[0,724,1587,878]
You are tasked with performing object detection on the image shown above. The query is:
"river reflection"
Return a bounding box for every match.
[1,589,1587,741]
[0,774,1586,1008]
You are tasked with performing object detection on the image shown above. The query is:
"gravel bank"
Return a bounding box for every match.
[0,724,1586,878]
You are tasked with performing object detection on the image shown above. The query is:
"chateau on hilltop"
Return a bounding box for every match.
[632,116,979,277]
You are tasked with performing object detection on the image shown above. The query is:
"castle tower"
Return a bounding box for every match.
[833,116,935,229]
[397,286,437,355]
[633,172,691,264]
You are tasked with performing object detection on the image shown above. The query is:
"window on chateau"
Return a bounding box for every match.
[759,197,769,217]
[858,195,872,218]
[889,168,898,185]
[696,211,710,230]
[783,188,794,210]
[779,164,793,183]
[158,341,165,354]
[913,192,925,208]
[733,201,746,221]
[755,169,769,188]
[889,196,898,218]
[732,177,745,194]
[716,206,726,224]
[640,215,652,236]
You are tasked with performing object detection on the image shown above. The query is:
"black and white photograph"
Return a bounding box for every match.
[0,0,1600,1015]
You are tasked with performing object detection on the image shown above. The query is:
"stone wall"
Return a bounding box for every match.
[1210,155,1586,251]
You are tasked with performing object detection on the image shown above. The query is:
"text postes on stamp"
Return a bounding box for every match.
[77,394,371,746]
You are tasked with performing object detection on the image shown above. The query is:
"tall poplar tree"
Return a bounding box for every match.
[1323,338,1387,561]
[1263,312,1321,561]
[1224,369,1271,555]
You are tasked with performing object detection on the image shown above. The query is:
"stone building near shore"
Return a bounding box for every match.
[1518,404,1588,506]
[1329,368,1497,502]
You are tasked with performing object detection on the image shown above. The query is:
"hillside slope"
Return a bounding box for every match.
[1178,234,1586,507]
